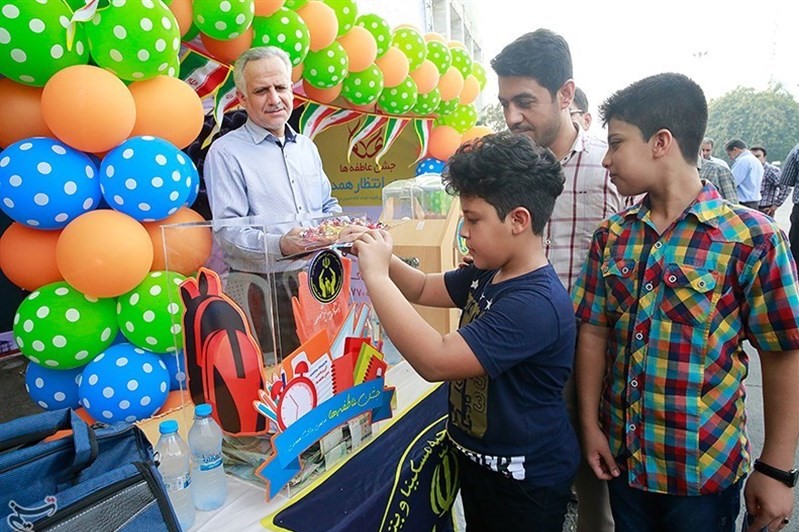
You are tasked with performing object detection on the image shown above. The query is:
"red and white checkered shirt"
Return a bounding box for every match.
[545,127,628,293]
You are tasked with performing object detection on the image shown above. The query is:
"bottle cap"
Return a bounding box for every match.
[195,403,212,417]
[159,420,179,434]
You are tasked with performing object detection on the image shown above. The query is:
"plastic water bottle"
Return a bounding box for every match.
[155,420,195,531]
[188,403,227,511]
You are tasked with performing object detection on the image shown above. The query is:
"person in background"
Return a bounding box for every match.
[779,142,799,266]
[698,156,738,203]
[574,72,799,532]
[725,138,764,209]
[571,87,593,131]
[701,137,730,169]
[204,46,342,355]
[490,28,629,532]
[352,132,579,531]
[751,146,790,217]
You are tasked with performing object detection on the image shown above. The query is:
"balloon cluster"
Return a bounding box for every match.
[170,0,492,161]
[0,0,214,423]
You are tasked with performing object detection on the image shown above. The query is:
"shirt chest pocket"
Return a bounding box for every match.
[659,264,717,326]
[602,259,637,315]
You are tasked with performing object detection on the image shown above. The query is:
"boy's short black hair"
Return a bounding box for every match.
[443,131,565,235]
[490,29,572,99]
[725,138,747,151]
[600,73,707,165]
[750,146,767,157]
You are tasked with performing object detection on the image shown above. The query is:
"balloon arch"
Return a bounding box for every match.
[0,0,493,423]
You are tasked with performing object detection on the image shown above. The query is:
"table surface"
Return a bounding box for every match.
[191,360,436,531]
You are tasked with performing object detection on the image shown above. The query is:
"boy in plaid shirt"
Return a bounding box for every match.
[573,73,799,532]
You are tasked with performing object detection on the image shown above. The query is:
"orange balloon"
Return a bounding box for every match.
[255,0,285,16]
[448,40,466,49]
[302,79,342,104]
[144,207,212,275]
[410,59,440,94]
[375,46,410,88]
[438,65,464,102]
[200,27,254,66]
[349,102,376,113]
[56,210,153,298]
[129,76,205,150]
[461,125,494,144]
[296,0,338,52]
[428,125,462,161]
[168,0,193,36]
[424,32,446,43]
[292,63,305,83]
[0,223,63,291]
[459,74,480,105]
[337,26,377,73]
[0,79,53,148]
[41,65,135,153]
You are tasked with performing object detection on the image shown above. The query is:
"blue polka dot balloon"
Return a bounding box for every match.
[99,136,195,222]
[160,350,186,391]
[0,137,100,229]
[78,342,170,423]
[415,157,446,176]
[25,361,82,411]
[180,155,200,209]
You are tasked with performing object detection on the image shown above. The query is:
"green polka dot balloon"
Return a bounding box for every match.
[303,40,348,89]
[437,97,458,116]
[342,64,383,106]
[391,26,426,71]
[193,0,254,40]
[449,46,472,80]
[355,13,390,58]
[412,87,441,116]
[439,103,478,133]
[0,0,89,86]
[252,8,309,67]
[378,75,418,116]
[284,0,308,8]
[85,0,181,82]
[426,40,451,76]
[13,281,118,370]
[117,271,186,352]
[471,61,487,91]
[324,0,357,37]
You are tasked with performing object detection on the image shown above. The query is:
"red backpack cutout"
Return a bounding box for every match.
[180,268,267,436]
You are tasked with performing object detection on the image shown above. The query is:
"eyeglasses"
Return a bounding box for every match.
[570,109,585,117]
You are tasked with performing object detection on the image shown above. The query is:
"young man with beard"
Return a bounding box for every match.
[491,28,628,532]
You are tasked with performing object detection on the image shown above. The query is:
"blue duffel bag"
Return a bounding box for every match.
[0,408,181,532]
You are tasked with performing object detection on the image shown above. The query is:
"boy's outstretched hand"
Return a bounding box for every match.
[351,229,393,280]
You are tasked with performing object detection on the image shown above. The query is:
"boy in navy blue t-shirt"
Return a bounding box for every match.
[351,131,580,531]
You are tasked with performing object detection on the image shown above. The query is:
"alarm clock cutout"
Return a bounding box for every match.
[256,361,319,432]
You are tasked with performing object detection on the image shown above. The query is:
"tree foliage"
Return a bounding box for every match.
[477,102,509,133]
[706,84,799,164]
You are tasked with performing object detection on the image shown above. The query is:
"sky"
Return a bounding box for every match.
[471,0,799,130]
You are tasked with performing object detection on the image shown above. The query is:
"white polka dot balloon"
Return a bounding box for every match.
[251,7,310,67]
[13,281,119,369]
[78,342,170,424]
[100,136,197,222]
[193,0,254,41]
[84,0,181,81]
[117,271,186,353]
[0,137,100,229]
[0,0,89,86]
[25,361,82,411]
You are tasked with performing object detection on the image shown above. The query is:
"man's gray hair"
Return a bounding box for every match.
[702,137,715,147]
[233,47,292,93]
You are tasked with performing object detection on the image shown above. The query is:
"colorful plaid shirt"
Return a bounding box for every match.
[573,182,799,496]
